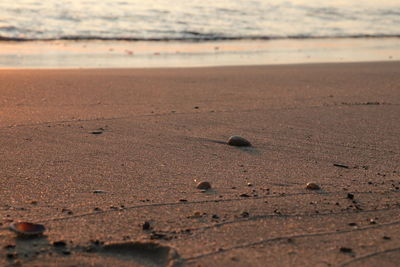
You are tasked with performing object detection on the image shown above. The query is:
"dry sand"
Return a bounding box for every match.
[0,61,400,266]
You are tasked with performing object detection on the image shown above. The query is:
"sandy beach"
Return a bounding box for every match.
[1,61,400,266]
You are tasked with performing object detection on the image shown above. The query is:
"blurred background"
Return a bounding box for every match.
[0,0,399,67]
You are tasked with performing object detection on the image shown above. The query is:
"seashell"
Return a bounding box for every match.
[9,222,46,237]
[306,182,320,190]
[227,136,251,147]
[196,181,211,190]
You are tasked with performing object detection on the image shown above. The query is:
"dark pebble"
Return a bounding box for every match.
[91,131,103,135]
[142,221,151,230]
[53,241,66,247]
[239,193,250,198]
[179,199,188,202]
[4,245,15,250]
[212,214,220,219]
[348,222,357,226]
[227,136,251,147]
[347,193,354,199]
[383,236,391,240]
[306,182,320,190]
[196,181,212,190]
[340,247,353,253]
[241,212,250,218]
[6,253,15,259]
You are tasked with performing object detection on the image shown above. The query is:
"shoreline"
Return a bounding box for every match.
[1,37,399,69]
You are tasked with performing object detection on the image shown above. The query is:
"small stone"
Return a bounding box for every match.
[6,253,15,259]
[193,211,202,218]
[142,221,151,230]
[196,181,212,190]
[93,190,106,194]
[306,183,320,190]
[9,222,46,237]
[4,245,15,250]
[383,236,391,240]
[247,183,253,187]
[347,193,354,199]
[53,241,66,247]
[227,136,251,147]
[348,222,357,226]
[339,247,353,253]
[239,193,250,198]
[212,214,219,219]
[179,199,188,202]
[241,212,250,218]
[91,131,103,135]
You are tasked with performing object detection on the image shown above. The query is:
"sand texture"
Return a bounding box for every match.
[1,62,400,266]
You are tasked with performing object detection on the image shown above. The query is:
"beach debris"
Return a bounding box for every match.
[142,221,151,230]
[339,247,353,253]
[93,190,106,194]
[227,136,252,147]
[9,222,46,237]
[196,181,212,190]
[347,193,354,199]
[333,163,349,169]
[305,182,320,190]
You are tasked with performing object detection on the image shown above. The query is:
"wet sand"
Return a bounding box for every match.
[0,61,400,266]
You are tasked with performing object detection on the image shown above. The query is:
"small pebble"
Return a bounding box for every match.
[196,181,212,190]
[241,211,250,218]
[193,211,202,218]
[306,182,320,190]
[9,222,46,237]
[339,247,353,253]
[93,190,106,194]
[383,236,391,240]
[53,241,66,247]
[347,193,354,199]
[227,136,251,147]
[142,221,151,230]
[239,193,250,198]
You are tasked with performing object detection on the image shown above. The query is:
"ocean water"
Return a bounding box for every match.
[0,0,399,41]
